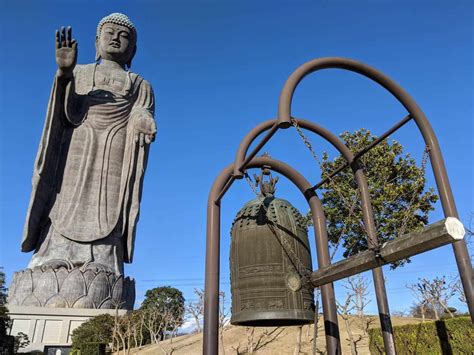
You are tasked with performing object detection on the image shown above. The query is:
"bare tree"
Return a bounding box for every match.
[409,302,439,321]
[167,304,185,342]
[337,275,374,355]
[114,312,134,355]
[345,275,374,337]
[187,288,204,333]
[407,284,429,322]
[407,276,455,320]
[305,322,311,340]
[230,342,245,355]
[219,291,229,355]
[391,310,408,317]
[293,325,303,355]
[345,275,369,320]
[123,313,147,354]
[112,301,127,353]
[256,327,284,351]
[452,278,467,305]
[232,327,283,355]
[124,310,145,350]
[143,306,166,344]
[243,327,284,354]
[337,292,362,355]
[246,327,255,354]
[136,310,146,348]
[310,287,324,355]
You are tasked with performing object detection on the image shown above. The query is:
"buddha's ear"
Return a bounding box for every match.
[126,44,137,70]
[95,37,101,62]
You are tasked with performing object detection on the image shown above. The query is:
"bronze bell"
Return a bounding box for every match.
[230,169,315,326]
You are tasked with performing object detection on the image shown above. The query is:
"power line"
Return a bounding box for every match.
[135,282,230,289]
[135,263,459,284]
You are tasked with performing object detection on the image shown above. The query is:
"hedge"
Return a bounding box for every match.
[369,317,473,354]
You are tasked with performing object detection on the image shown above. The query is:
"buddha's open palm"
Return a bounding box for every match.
[134,112,157,146]
[56,27,77,78]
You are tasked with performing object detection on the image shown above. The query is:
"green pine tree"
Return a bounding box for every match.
[315,128,438,268]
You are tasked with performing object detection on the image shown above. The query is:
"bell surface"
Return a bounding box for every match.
[230,194,315,327]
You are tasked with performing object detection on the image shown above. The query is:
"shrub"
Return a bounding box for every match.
[369,317,473,354]
[70,314,113,352]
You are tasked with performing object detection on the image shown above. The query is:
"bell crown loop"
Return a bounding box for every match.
[253,167,279,199]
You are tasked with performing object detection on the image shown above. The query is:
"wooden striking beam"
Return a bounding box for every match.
[311,218,465,287]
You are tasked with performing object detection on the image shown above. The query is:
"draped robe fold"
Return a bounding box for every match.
[21,64,155,268]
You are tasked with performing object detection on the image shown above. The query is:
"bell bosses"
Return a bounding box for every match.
[22,13,156,274]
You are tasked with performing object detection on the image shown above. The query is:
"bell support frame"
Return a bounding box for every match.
[204,56,472,355]
[276,57,473,323]
[204,156,342,355]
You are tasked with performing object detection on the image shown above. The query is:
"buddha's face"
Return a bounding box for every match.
[97,23,136,65]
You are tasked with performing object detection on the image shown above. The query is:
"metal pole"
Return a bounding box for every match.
[351,114,412,161]
[277,57,473,321]
[204,167,231,355]
[311,114,413,191]
[307,191,342,353]
[298,120,396,354]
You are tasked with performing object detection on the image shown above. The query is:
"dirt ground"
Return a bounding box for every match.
[127,316,422,355]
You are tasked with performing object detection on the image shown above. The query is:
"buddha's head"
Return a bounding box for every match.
[95,13,137,69]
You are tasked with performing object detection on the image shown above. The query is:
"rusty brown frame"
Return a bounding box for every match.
[204,57,473,355]
[275,57,473,324]
[204,156,342,355]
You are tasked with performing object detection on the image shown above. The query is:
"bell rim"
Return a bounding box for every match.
[230,309,315,327]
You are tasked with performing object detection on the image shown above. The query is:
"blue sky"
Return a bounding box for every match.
[1,0,472,321]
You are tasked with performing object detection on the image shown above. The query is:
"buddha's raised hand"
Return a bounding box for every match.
[56,26,77,78]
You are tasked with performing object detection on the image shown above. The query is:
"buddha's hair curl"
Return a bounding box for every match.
[96,13,136,39]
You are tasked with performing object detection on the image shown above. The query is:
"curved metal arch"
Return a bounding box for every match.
[277,56,454,217]
[233,119,277,178]
[276,56,473,320]
[204,156,341,354]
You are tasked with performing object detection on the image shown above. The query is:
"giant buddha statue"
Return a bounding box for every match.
[8,13,156,310]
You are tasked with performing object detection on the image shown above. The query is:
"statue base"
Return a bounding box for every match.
[7,305,127,353]
[8,266,135,310]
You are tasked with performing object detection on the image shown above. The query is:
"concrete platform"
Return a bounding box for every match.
[8,305,127,353]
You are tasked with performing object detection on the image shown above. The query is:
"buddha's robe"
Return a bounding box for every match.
[21,64,154,271]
